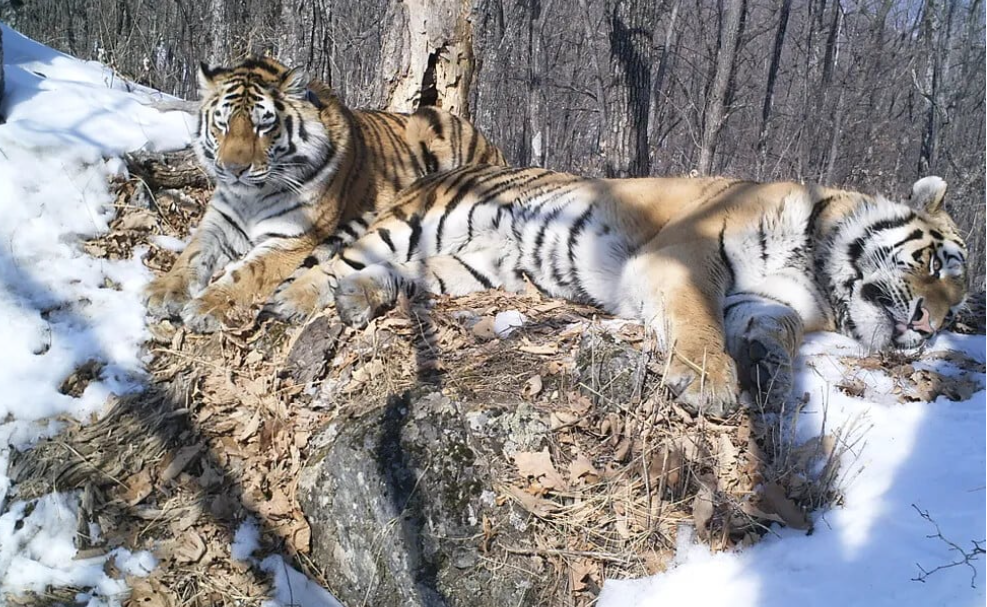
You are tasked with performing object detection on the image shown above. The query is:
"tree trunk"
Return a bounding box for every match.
[697,0,745,175]
[602,0,657,178]
[756,0,793,173]
[379,0,475,115]
[648,0,680,167]
[918,0,943,175]
[0,27,5,124]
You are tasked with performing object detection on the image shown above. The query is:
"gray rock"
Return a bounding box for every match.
[297,389,547,607]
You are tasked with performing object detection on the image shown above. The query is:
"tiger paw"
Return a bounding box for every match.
[734,335,794,408]
[333,274,395,328]
[259,267,334,323]
[145,274,190,319]
[180,288,233,333]
[663,349,740,418]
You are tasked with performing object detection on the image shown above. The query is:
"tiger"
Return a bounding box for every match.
[261,164,969,416]
[144,56,505,332]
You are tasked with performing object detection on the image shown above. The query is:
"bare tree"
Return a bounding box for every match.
[697,0,746,175]
[756,0,793,175]
[602,0,656,177]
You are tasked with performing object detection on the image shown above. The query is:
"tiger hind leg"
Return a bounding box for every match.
[335,253,506,327]
[723,295,804,408]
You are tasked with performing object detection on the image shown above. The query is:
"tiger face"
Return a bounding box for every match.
[840,177,968,350]
[195,58,329,192]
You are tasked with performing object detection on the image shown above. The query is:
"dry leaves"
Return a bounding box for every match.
[567,454,600,485]
[514,449,567,492]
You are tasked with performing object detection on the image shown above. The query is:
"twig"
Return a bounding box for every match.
[911,504,985,588]
[502,546,632,564]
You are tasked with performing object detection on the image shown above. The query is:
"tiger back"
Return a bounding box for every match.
[144,56,505,332]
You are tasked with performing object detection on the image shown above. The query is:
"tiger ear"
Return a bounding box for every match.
[198,62,230,95]
[910,176,948,215]
[280,67,310,99]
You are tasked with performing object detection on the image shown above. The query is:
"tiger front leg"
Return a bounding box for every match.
[628,245,740,417]
[145,211,246,319]
[259,240,343,323]
[724,296,804,408]
[182,238,316,333]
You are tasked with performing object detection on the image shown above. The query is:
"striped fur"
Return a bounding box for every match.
[145,56,505,332]
[265,166,968,416]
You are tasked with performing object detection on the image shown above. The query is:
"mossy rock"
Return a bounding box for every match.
[297,389,546,607]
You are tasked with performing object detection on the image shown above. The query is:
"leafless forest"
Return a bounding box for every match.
[7,0,985,284]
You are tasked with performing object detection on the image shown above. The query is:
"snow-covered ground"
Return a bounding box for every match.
[0,23,983,607]
[0,24,194,602]
[0,25,343,606]
[600,332,986,607]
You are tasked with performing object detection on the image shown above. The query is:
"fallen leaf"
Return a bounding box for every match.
[570,558,596,593]
[501,484,558,517]
[518,343,558,355]
[567,454,600,484]
[126,577,172,607]
[613,437,633,462]
[118,209,157,231]
[648,447,684,491]
[238,410,262,442]
[472,317,497,340]
[160,444,202,483]
[122,469,153,506]
[513,449,567,491]
[533,301,565,313]
[692,475,716,539]
[760,482,810,530]
[173,530,207,563]
[837,378,867,398]
[523,374,543,398]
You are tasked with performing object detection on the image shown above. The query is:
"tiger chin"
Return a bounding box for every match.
[262,165,968,417]
[144,56,505,333]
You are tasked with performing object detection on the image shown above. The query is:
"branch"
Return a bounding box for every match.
[911,504,986,588]
[136,95,199,114]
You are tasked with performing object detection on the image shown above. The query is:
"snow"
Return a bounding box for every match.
[232,517,261,562]
[231,519,343,607]
[494,309,526,338]
[0,492,155,602]
[599,332,987,607]
[1,22,984,607]
[0,24,188,604]
[0,26,344,606]
[259,556,345,607]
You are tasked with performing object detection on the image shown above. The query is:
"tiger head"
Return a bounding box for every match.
[194,57,334,191]
[832,176,968,350]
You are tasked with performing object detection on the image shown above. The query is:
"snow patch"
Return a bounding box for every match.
[599,332,987,607]
[494,310,526,338]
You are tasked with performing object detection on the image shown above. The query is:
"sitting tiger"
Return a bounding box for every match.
[145,56,505,332]
[263,165,968,416]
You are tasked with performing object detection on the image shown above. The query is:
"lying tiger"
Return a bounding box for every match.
[145,56,504,332]
[264,165,968,416]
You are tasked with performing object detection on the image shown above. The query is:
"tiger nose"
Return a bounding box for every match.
[220,160,249,176]
[909,306,934,336]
